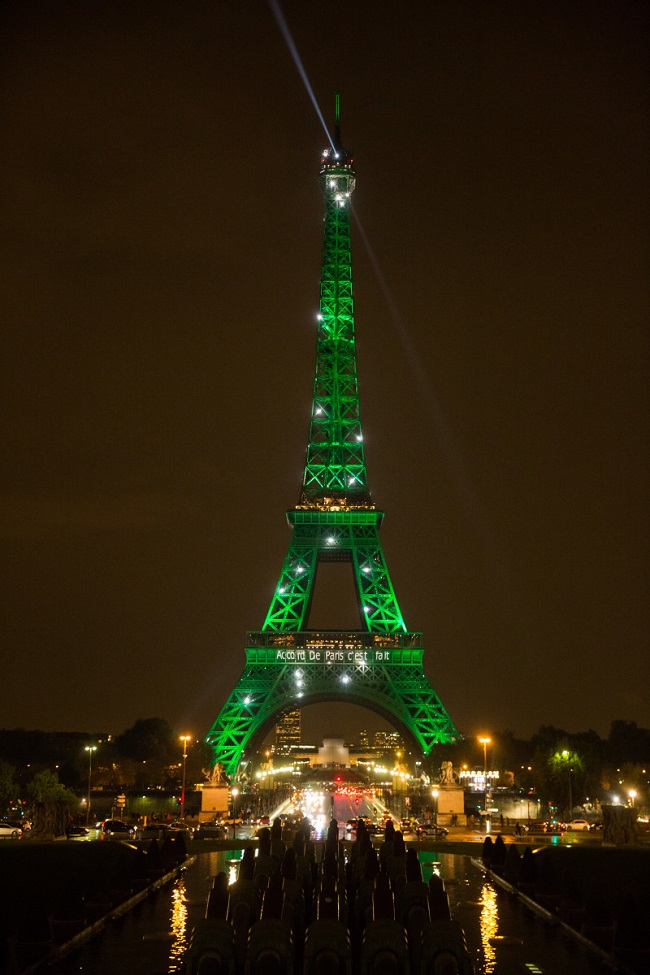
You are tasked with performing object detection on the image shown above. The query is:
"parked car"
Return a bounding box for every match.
[3,818,30,832]
[169,821,194,840]
[416,824,449,839]
[0,822,22,839]
[66,824,90,838]
[103,819,136,838]
[139,823,170,841]
[197,821,227,839]
[568,819,591,831]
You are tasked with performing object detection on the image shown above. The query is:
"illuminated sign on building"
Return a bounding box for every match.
[274,648,392,664]
[459,769,500,791]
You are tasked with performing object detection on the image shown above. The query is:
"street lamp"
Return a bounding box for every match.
[562,750,573,819]
[179,736,191,820]
[629,789,636,807]
[84,745,97,825]
[479,737,491,831]
[432,788,439,826]
[231,787,239,839]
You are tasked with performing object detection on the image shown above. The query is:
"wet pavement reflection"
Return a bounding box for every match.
[51,849,615,974]
[424,854,613,974]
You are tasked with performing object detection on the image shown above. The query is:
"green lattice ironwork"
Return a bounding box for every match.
[206,100,458,779]
[302,115,367,506]
[262,511,405,634]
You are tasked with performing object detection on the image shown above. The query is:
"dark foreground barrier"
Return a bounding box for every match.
[480,836,650,975]
[0,836,188,974]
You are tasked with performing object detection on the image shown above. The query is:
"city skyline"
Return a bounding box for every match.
[2,1,648,743]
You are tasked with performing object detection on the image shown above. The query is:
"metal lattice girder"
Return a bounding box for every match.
[262,511,406,634]
[205,633,458,780]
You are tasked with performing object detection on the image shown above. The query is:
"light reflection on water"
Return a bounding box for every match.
[418,852,442,882]
[166,851,243,972]
[168,880,188,973]
[227,859,239,885]
[479,881,499,973]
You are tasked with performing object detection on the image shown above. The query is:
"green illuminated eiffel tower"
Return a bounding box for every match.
[206,98,458,779]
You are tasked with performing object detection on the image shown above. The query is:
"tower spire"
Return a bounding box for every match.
[334,90,341,148]
[300,94,366,509]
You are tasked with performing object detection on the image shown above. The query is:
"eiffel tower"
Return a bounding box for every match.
[206,97,458,780]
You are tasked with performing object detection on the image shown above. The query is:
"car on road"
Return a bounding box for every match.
[567,819,591,831]
[416,824,449,839]
[196,821,227,839]
[103,819,136,838]
[0,822,22,839]
[364,822,383,835]
[345,817,381,835]
[525,821,561,833]
[399,819,417,833]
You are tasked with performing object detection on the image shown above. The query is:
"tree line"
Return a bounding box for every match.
[1,717,648,821]
[0,718,212,817]
[426,720,649,813]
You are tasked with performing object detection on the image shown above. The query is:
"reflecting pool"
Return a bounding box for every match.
[50,849,613,974]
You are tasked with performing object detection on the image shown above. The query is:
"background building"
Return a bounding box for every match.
[275,709,301,754]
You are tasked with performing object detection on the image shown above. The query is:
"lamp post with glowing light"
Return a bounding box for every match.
[84,745,97,825]
[629,789,636,807]
[432,788,439,826]
[562,750,573,820]
[180,736,191,820]
[479,737,491,831]
[231,787,239,839]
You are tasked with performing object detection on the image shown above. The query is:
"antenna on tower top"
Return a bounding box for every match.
[334,91,341,149]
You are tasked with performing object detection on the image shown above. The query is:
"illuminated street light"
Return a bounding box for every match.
[562,750,573,818]
[84,745,97,825]
[479,737,491,831]
[629,789,636,807]
[432,787,439,826]
[180,736,191,820]
[231,787,240,840]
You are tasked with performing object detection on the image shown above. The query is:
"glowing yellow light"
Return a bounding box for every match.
[168,880,189,972]
[480,881,499,972]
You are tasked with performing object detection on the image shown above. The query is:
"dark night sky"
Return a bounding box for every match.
[1,0,648,749]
